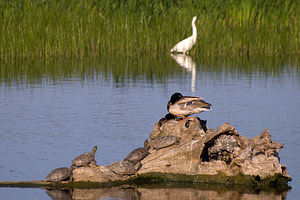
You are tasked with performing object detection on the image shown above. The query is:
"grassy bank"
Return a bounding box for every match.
[0,0,299,59]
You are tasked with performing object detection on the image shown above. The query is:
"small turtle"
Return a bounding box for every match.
[71,145,97,168]
[152,135,181,150]
[46,167,73,183]
[108,160,137,175]
[124,140,149,164]
[124,148,148,164]
[158,113,177,127]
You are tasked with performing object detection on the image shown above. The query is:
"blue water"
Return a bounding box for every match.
[0,56,299,199]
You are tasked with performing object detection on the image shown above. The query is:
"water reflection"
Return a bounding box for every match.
[1,56,299,86]
[46,189,72,200]
[171,54,196,93]
[45,186,288,200]
[1,55,299,199]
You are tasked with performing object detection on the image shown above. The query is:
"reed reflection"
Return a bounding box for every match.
[1,56,298,86]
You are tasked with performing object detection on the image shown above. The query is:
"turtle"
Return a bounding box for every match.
[108,160,137,175]
[124,140,149,164]
[46,167,73,183]
[158,113,177,128]
[152,135,181,150]
[124,148,148,164]
[71,145,97,168]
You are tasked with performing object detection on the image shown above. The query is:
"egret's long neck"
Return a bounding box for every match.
[192,21,197,43]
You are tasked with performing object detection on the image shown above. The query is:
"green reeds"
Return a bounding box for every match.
[0,0,299,59]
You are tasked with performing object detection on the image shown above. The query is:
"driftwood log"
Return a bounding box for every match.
[0,117,291,189]
[72,116,291,186]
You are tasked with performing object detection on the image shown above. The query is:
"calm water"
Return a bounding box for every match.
[0,55,299,200]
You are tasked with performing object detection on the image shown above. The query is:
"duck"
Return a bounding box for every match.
[167,93,211,122]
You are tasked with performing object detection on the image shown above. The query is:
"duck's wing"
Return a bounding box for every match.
[175,96,203,105]
[192,100,211,108]
[183,96,203,100]
[177,98,211,112]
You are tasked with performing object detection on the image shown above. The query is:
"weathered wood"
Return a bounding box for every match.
[0,117,291,189]
[71,117,290,186]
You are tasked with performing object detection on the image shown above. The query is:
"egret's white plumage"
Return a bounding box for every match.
[170,16,197,54]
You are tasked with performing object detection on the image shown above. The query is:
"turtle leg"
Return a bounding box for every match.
[87,163,92,167]
[148,146,155,154]
[134,161,142,177]
[134,163,142,177]
[69,174,73,183]
[88,159,97,167]
[88,160,97,167]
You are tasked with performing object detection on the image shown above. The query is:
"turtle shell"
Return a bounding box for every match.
[72,146,97,167]
[108,160,136,175]
[46,167,72,182]
[124,148,148,164]
[72,153,94,167]
[152,135,181,150]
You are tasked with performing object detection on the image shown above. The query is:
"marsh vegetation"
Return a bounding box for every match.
[0,0,299,59]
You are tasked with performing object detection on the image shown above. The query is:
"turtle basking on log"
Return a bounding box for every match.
[109,140,149,175]
[46,167,73,183]
[71,145,97,168]
[124,140,149,164]
[152,135,181,150]
[108,160,138,175]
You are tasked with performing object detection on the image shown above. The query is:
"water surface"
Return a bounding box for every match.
[0,55,299,199]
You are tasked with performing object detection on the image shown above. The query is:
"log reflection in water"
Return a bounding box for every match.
[46,186,288,200]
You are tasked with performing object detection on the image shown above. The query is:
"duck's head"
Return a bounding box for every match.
[169,93,183,104]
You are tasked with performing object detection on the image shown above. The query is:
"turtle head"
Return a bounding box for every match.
[92,145,98,155]
[144,139,150,151]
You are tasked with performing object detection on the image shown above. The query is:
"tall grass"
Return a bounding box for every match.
[0,0,299,59]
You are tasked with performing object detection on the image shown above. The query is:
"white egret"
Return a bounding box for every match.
[170,16,198,54]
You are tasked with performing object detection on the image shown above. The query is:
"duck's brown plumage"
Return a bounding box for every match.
[167,93,211,121]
